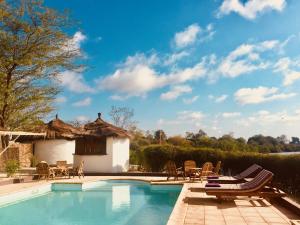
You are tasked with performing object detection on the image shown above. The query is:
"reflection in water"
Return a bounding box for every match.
[112,185,130,210]
[0,180,181,225]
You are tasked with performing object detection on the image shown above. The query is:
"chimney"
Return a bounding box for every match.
[98,112,102,119]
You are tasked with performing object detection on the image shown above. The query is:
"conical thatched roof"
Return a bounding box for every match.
[83,113,130,138]
[18,116,83,141]
[43,117,83,139]
[18,113,130,142]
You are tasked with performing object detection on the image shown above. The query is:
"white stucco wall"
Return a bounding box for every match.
[73,137,130,173]
[73,137,114,173]
[34,139,75,164]
[112,138,129,172]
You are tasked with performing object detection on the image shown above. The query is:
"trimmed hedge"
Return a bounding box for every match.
[141,145,300,199]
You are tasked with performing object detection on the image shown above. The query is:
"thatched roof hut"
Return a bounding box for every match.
[17,115,82,142]
[83,113,130,138]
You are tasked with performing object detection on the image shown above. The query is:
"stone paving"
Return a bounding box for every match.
[167,182,300,225]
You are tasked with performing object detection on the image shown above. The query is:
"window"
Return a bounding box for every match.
[75,137,107,155]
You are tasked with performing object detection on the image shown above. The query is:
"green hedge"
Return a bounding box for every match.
[141,145,300,199]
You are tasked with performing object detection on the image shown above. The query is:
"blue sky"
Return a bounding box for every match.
[47,0,300,138]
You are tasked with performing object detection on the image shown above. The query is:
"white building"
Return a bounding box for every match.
[27,114,130,173]
[73,113,130,173]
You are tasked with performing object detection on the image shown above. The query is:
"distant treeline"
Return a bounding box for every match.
[130,129,300,155]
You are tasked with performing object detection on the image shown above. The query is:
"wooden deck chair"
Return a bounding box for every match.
[165,160,184,181]
[70,161,84,178]
[36,161,55,180]
[208,164,262,184]
[56,160,69,177]
[184,160,197,179]
[212,161,222,175]
[205,169,285,200]
[199,162,213,177]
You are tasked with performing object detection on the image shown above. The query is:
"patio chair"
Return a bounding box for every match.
[199,162,213,177]
[184,160,197,179]
[36,161,55,180]
[209,161,222,176]
[165,160,185,181]
[208,164,262,184]
[70,161,84,178]
[56,160,69,177]
[205,169,285,200]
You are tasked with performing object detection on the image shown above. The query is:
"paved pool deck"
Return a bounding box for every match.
[0,176,299,225]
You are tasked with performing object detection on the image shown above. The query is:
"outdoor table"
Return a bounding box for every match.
[188,167,202,180]
[52,166,69,177]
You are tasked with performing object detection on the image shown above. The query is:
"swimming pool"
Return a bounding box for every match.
[0,180,182,225]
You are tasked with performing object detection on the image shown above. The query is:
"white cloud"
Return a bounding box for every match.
[54,96,67,104]
[158,110,205,126]
[110,95,129,101]
[160,85,192,101]
[209,94,228,103]
[97,53,206,98]
[274,57,300,86]
[174,24,201,48]
[218,0,286,20]
[217,41,278,78]
[242,109,300,126]
[234,86,296,105]
[183,95,199,104]
[164,51,190,65]
[216,94,228,103]
[222,112,241,118]
[58,71,95,93]
[173,23,215,48]
[64,31,87,56]
[178,111,205,121]
[72,97,92,107]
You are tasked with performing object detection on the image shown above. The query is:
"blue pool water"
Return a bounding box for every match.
[0,180,182,225]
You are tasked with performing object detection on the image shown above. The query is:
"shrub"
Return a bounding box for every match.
[141,145,300,200]
[5,160,20,177]
[31,155,38,167]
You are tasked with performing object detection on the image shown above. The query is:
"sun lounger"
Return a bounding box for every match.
[205,169,286,199]
[208,164,262,184]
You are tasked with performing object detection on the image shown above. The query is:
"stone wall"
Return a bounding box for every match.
[0,143,33,171]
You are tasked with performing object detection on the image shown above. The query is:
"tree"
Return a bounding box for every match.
[154,129,167,144]
[276,135,288,144]
[185,129,208,146]
[291,137,300,145]
[167,135,191,146]
[68,119,90,128]
[109,106,137,130]
[0,0,80,130]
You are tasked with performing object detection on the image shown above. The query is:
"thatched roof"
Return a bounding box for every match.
[84,115,130,138]
[43,117,83,140]
[18,113,130,142]
[17,116,83,141]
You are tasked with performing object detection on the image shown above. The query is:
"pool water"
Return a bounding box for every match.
[0,180,181,225]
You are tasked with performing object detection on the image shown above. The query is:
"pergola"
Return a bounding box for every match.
[0,131,46,156]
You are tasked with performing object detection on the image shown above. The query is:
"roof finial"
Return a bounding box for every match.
[55,114,58,120]
[98,112,101,119]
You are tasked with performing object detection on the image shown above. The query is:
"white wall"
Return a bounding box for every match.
[73,137,114,173]
[34,139,75,164]
[112,138,129,172]
[73,137,130,173]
